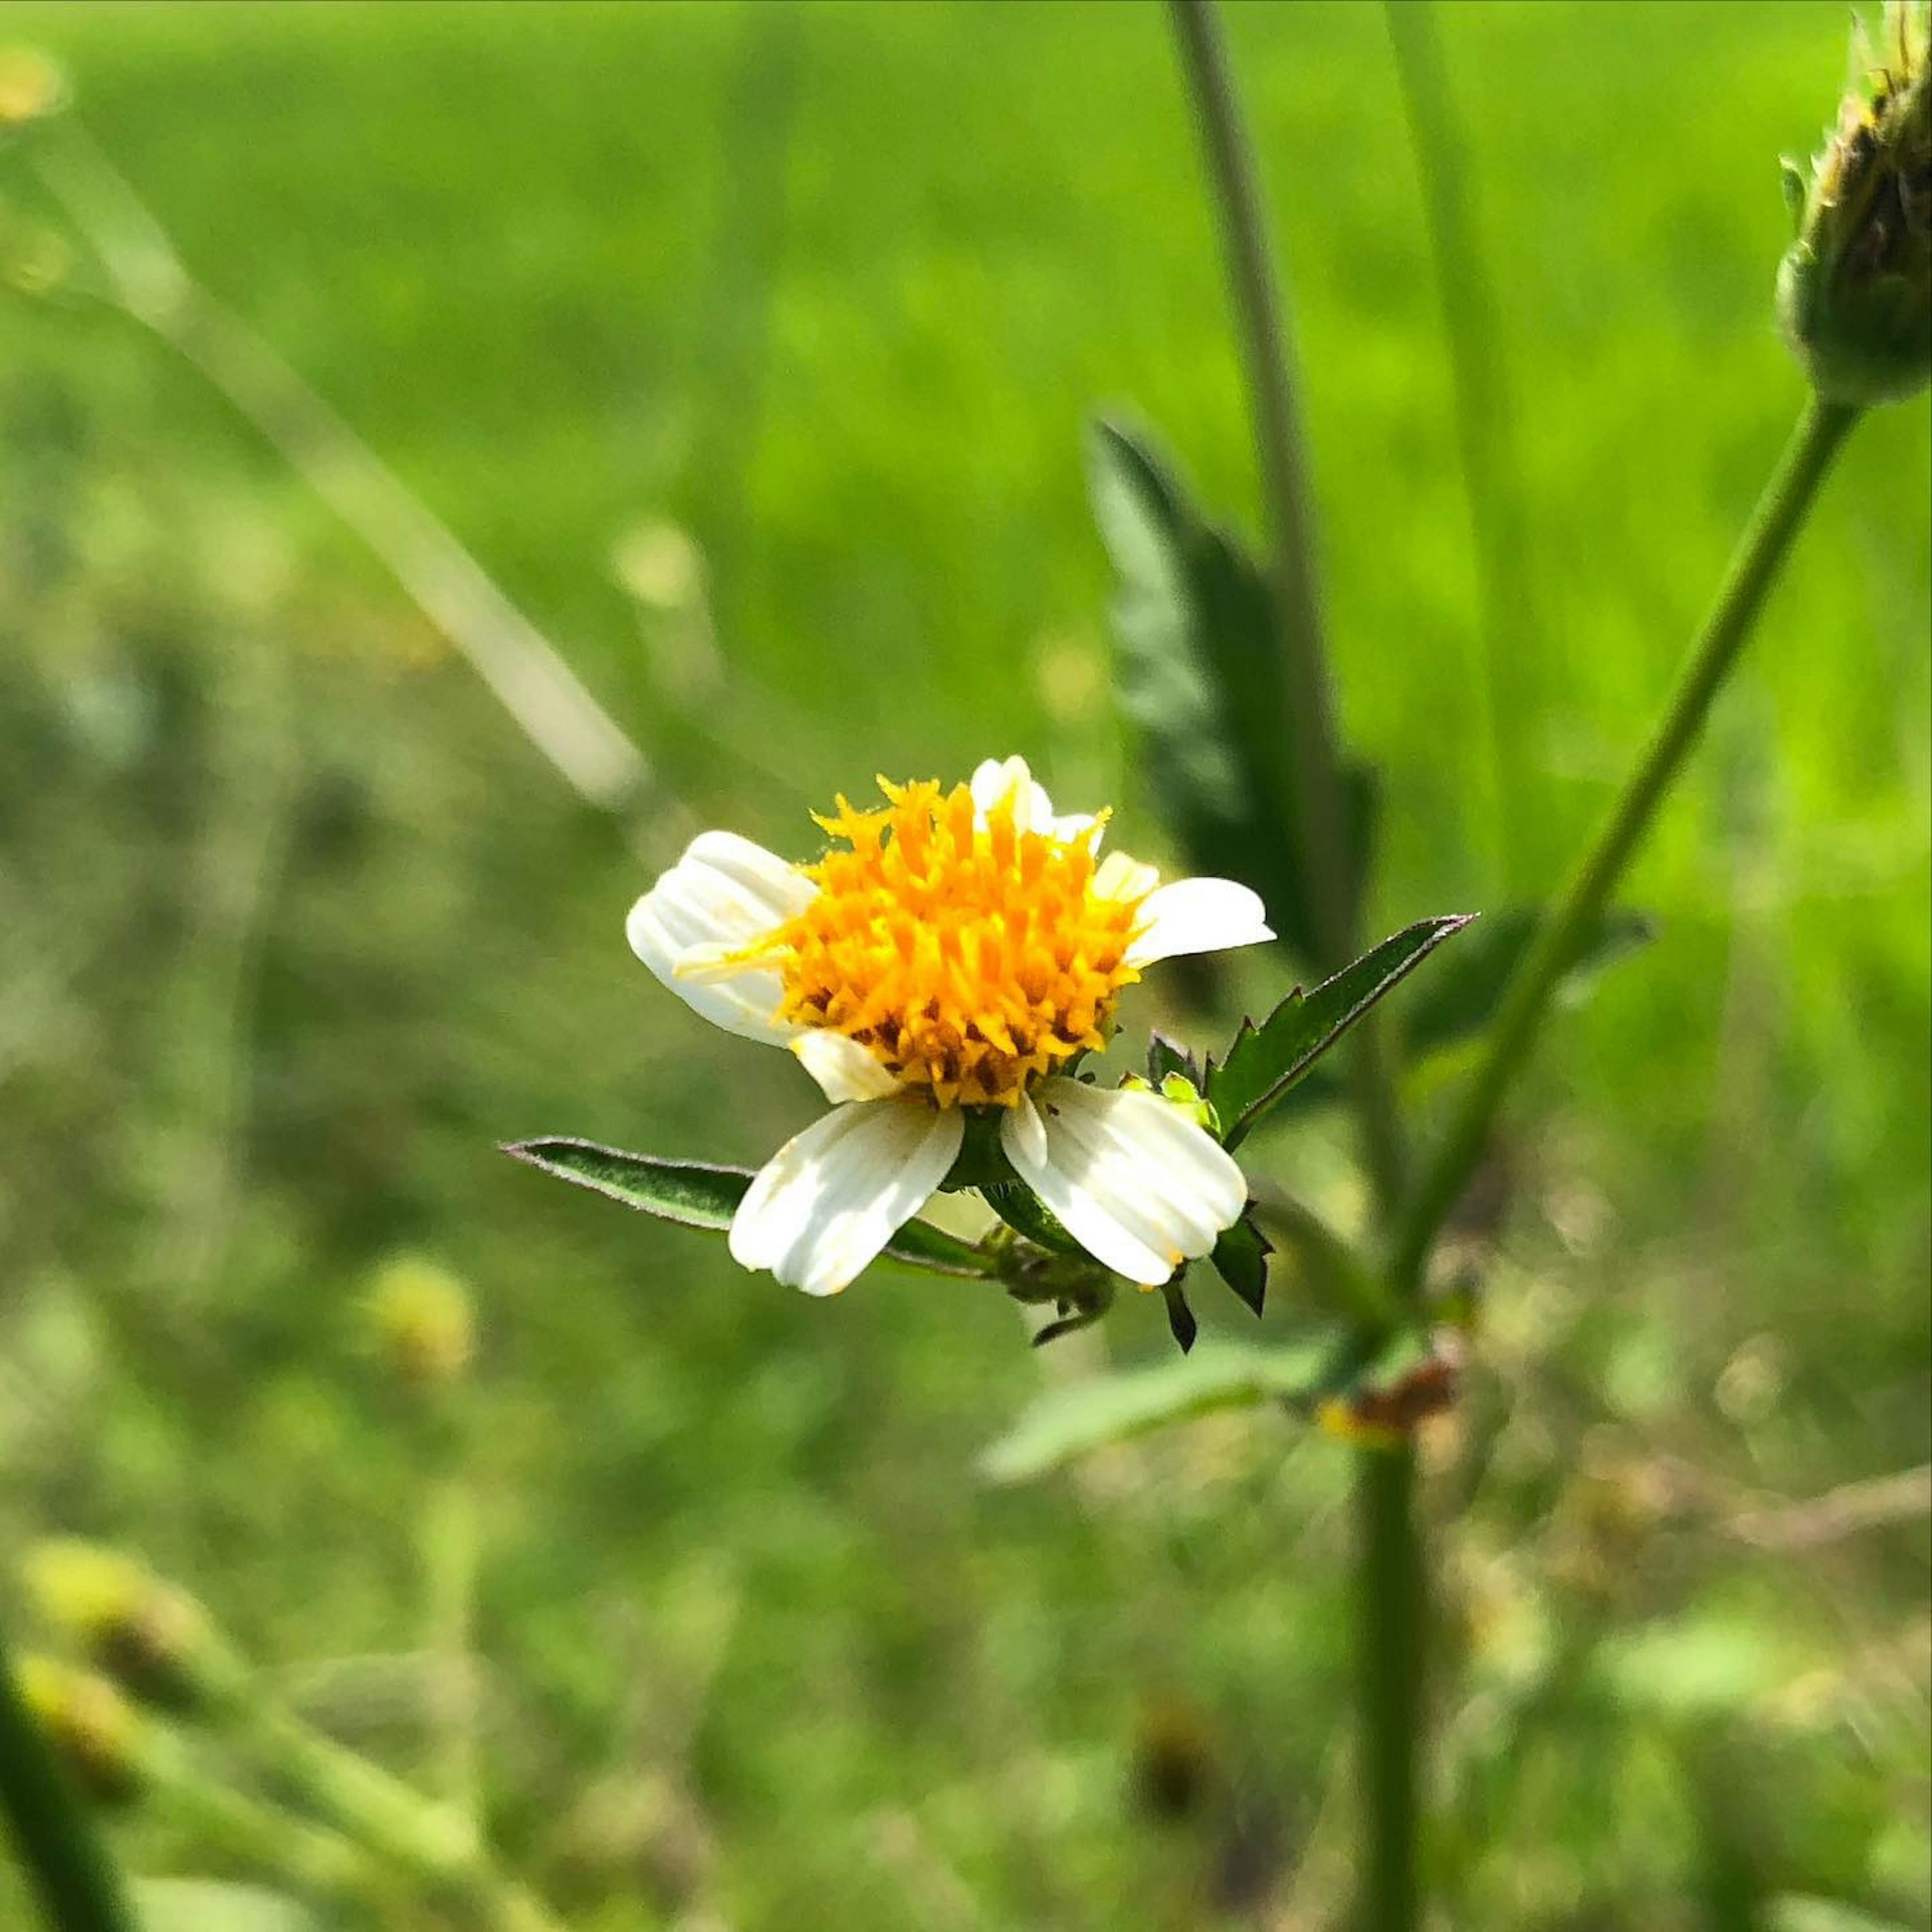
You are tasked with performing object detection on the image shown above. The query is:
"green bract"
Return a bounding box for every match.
[1778,3,1931,405]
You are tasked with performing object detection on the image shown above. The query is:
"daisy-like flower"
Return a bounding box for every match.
[626,756,1272,1299]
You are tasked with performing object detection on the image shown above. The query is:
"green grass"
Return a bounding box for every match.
[1,3,1926,1927]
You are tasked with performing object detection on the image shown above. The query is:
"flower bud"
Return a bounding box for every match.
[0,46,67,136]
[24,1541,216,1714]
[363,1254,476,1393]
[1778,2,1931,404]
[17,1656,145,1806]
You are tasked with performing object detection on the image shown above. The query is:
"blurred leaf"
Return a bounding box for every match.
[1208,916,1475,1150]
[1210,1213,1270,1317]
[503,1138,991,1277]
[135,1880,321,1932]
[1766,1900,1918,1932]
[1596,1613,1799,1719]
[1088,419,1377,963]
[980,1333,1338,1483]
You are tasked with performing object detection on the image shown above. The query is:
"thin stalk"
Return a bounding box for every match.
[1166,0,1405,1208]
[1168,15,1421,1931]
[1391,395,1862,1290]
[28,120,672,849]
[0,1632,135,1932]
[1384,0,1528,895]
[422,1470,482,1827]
[1357,1447,1422,1932]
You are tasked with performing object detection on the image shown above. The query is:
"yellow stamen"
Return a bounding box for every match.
[772,777,1150,1108]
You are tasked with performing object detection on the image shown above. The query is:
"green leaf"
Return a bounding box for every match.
[503,1138,992,1278]
[1766,1900,1919,1932]
[1208,916,1475,1150]
[980,1334,1339,1483]
[136,1880,322,1932]
[1210,1213,1270,1318]
[1088,419,1376,963]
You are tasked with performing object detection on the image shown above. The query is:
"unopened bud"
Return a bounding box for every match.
[1778,2,1931,404]
[24,1541,215,1713]
[17,1656,144,1805]
[0,47,67,134]
[1120,1069,1222,1138]
[363,1254,475,1392]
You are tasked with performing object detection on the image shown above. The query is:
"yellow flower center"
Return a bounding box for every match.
[772,777,1148,1109]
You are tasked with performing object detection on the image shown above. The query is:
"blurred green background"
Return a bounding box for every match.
[2,2,1926,1927]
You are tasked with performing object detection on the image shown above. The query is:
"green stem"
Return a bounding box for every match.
[423,1471,482,1828]
[1357,1447,1423,1932]
[1384,0,1527,895]
[1391,395,1862,1291]
[1166,0,1406,1209]
[0,1632,135,1932]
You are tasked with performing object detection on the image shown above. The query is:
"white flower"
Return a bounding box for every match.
[627,756,1271,1297]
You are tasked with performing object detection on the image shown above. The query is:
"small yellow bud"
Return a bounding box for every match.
[18,1656,144,1806]
[24,1541,212,1713]
[1778,2,1932,403]
[0,46,66,132]
[363,1254,476,1392]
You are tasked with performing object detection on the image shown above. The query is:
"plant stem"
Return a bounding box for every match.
[1391,395,1862,1291]
[1384,0,1528,895]
[1357,1447,1422,1932]
[1168,14,1423,1929]
[0,1630,135,1932]
[1166,0,1405,1209]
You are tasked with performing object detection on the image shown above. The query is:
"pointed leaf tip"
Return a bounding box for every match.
[1208,915,1476,1150]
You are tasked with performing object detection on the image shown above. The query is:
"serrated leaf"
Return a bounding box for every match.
[980,1334,1340,1483]
[1088,419,1376,964]
[135,1880,322,1932]
[503,1138,991,1278]
[1208,915,1475,1150]
[1210,1213,1270,1317]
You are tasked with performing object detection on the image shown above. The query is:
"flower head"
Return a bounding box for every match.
[628,756,1271,1298]
[1778,0,1931,404]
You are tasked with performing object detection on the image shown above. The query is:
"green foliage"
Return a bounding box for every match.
[979,1335,1340,1484]
[1088,419,1379,963]
[503,1138,992,1278]
[0,3,1923,1928]
[133,1882,318,1932]
[1206,915,1475,1150]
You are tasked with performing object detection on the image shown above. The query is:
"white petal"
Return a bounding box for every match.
[1001,1078,1246,1286]
[626,830,816,1044]
[968,754,1100,847]
[790,1029,903,1103]
[1092,849,1160,904]
[1124,877,1273,967]
[970,755,1035,824]
[730,1100,964,1298]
